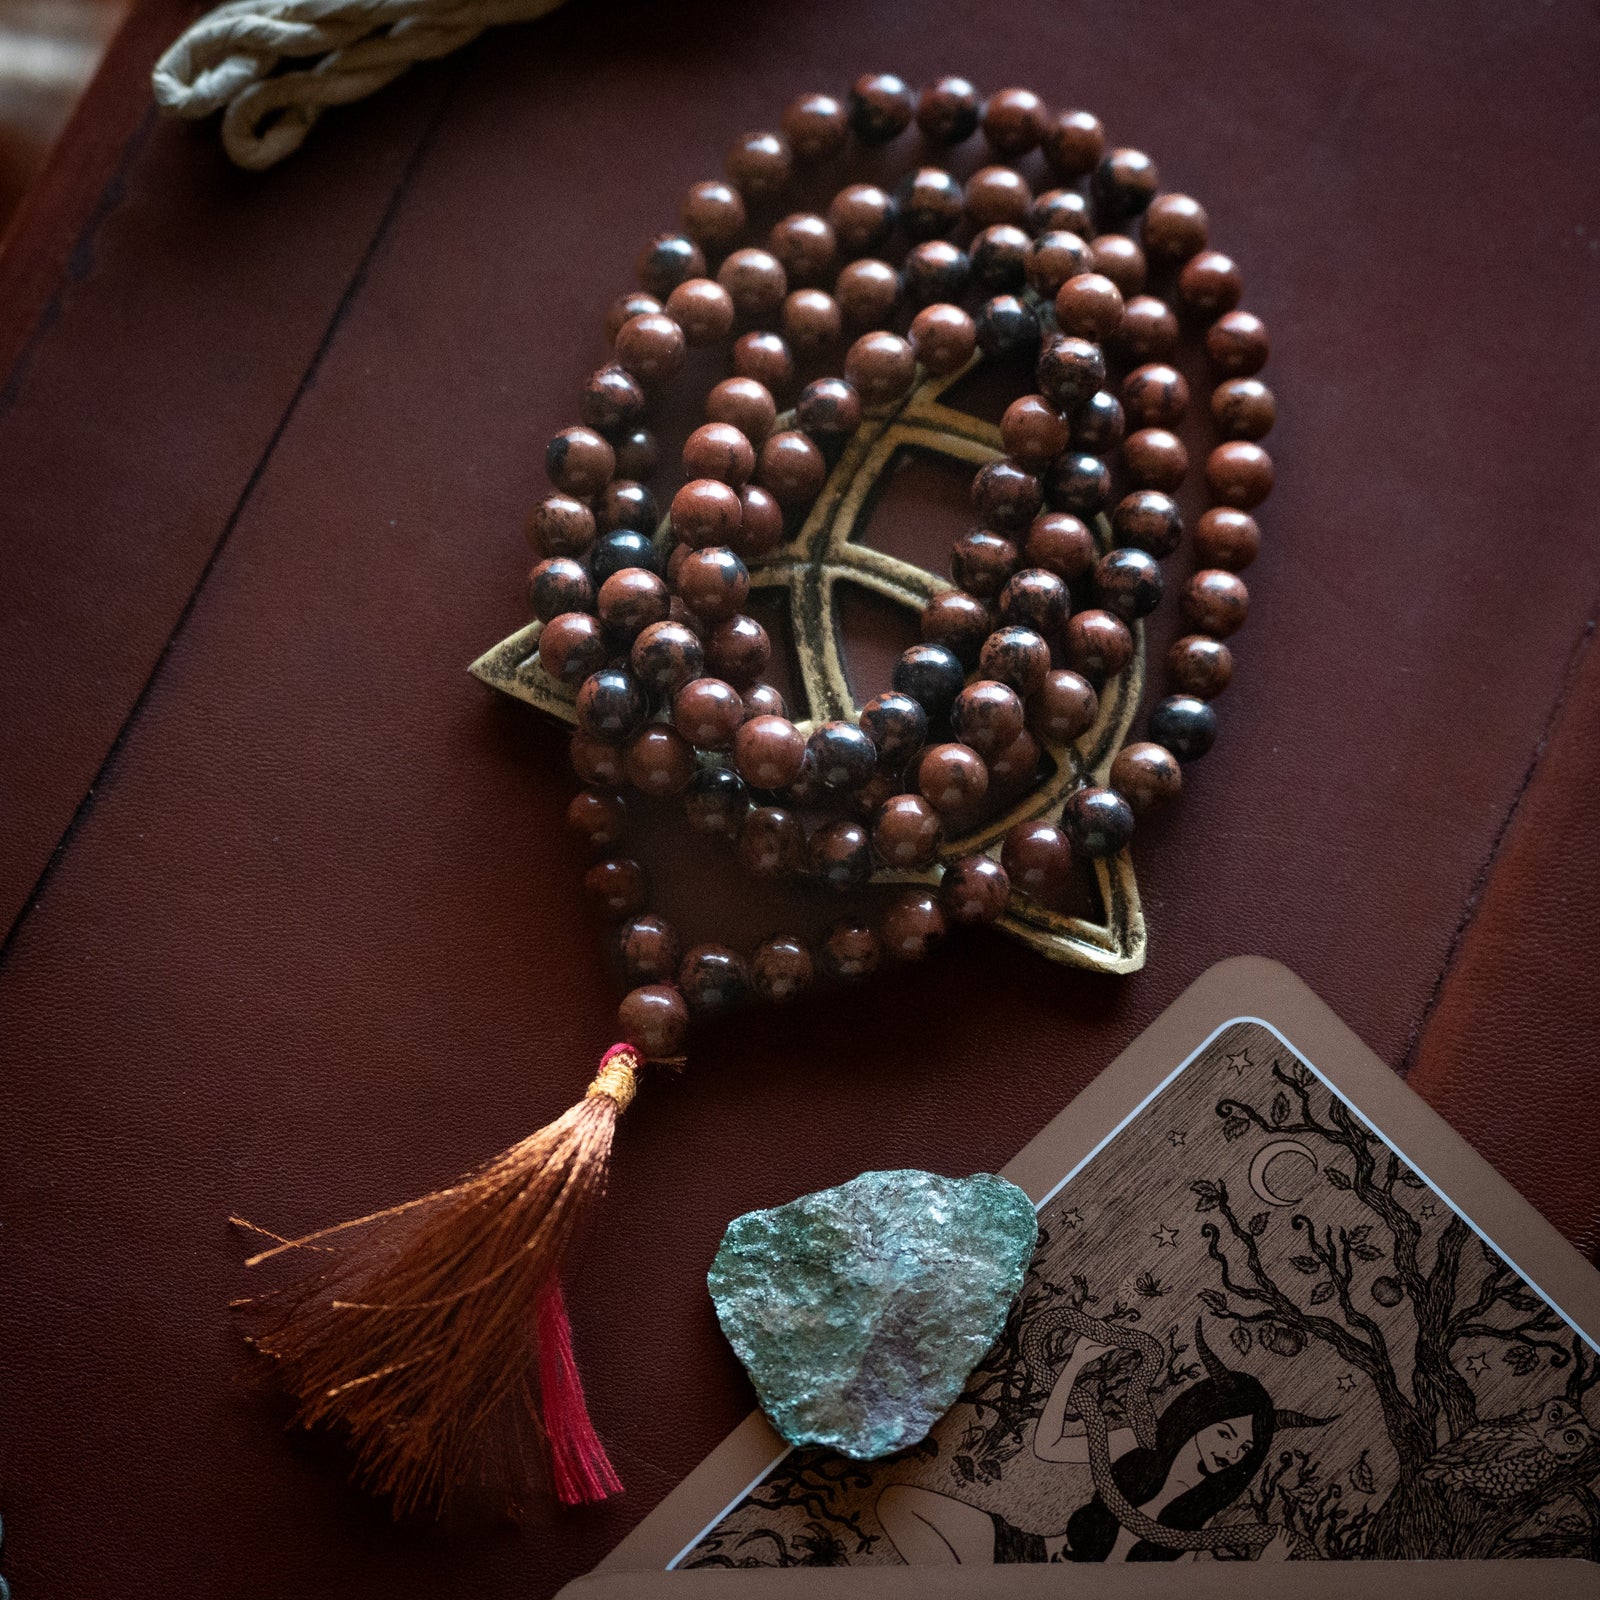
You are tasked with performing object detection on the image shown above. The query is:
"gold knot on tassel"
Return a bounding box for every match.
[585,1045,641,1112]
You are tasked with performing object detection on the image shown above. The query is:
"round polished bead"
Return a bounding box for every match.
[1054,272,1124,342]
[951,679,1025,760]
[1142,192,1208,262]
[1044,451,1111,516]
[1023,511,1095,580]
[909,303,977,376]
[681,179,746,253]
[683,765,747,840]
[1109,741,1182,813]
[1167,633,1234,698]
[707,377,777,445]
[940,854,1010,923]
[585,855,647,918]
[1122,363,1190,429]
[546,427,614,496]
[1178,250,1243,318]
[795,377,863,447]
[1041,108,1105,178]
[617,983,689,1058]
[624,725,695,795]
[1036,335,1106,412]
[999,567,1069,633]
[979,624,1050,698]
[614,312,686,387]
[782,289,843,357]
[1194,507,1261,571]
[1025,229,1092,298]
[970,223,1030,292]
[751,936,814,1002]
[741,684,785,721]
[1150,695,1217,761]
[570,729,626,787]
[739,804,804,877]
[950,530,1020,598]
[1070,390,1125,455]
[903,240,970,306]
[988,728,1040,789]
[636,232,706,298]
[676,547,750,625]
[1029,668,1099,743]
[848,72,914,143]
[769,212,837,285]
[1000,395,1070,469]
[567,788,627,854]
[881,889,947,961]
[808,720,877,789]
[974,294,1040,359]
[1030,186,1093,236]
[605,290,662,343]
[859,692,929,769]
[705,614,772,686]
[591,527,659,583]
[872,792,942,868]
[819,919,881,981]
[1182,569,1250,638]
[732,330,795,394]
[1088,233,1146,296]
[618,914,681,984]
[982,86,1047,154]
[679,944,750,1012]
[1212,378,1276,441]
[757,428,827,506]
[828,184,897,256]
[576,668,647,744]
[1123,428,1188,492]
[846,331,918,406]
[1064,609,1133,683]
[671,479,742,549]
[1206,441,1273,509]
[918,742,989,813]
[682,423,755,488]
[673,676,745,748]
[528,557,594,622]
[725,129,792,202]
[1001,820,1072,897]
[972,459,1043,532]
[965,165,1032,228]
[1113,490,1182,557]
[627,617,704,700]
[1063,785,1135,857]
[917,75,980,143]
[1092,147,1159,220]
[600,479,658,535]
[920,591,991,664]
[1207,309,1270,376]
[1115,295,1179,364]
[581,363,646,434]
[809,818,873,889]
[613,427,659,481]
[717,247,788,323]
[665,278,735,347]
[526,493,595,557]
[898,166,964,240]
[598,566,670,640]
[782,92,849,160]
[540,611,607,690]
[734,714,806,790]
[786,749,827,807]
[1094,547,1163,621]
[894,642,967,721]
[835,258,901,328]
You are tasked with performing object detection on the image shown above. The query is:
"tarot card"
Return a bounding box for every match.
[567,958,1600,1597]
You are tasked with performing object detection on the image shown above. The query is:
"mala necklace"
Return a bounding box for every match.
[241,71,1274,1521]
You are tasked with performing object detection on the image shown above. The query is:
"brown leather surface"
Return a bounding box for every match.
[2,3,1599,1597]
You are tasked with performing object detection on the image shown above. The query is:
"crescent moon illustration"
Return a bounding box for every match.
[1248,1139,1319,1206]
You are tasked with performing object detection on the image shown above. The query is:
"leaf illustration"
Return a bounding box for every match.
[1309,1280,1336,1305]
[1350,1449,1376,1494]
[1324,1167,1353,1190]
[1230,1323,1252,1356]
[1290,1255,1322,1274]
[1198,1288,1230,1315]
[1350,1241,1384,1262]
[1249,1211,1270,1236]
[1190,1179,1222,1212]
[1222,1116,1251,1143]
[1271,1092,1290,1127]
[1347,1224,1372,1245]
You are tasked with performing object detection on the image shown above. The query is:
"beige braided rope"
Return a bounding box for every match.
[151,0,570,169]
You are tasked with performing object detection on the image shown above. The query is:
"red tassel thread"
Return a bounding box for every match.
[538,1279,623,1504]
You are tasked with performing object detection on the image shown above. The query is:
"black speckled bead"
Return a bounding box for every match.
[600,479,659,535]
[636,232,707,298]
[590,527,659,583]
[974,294,1040,359]
[1094,547,1164,620]
[971,460,1043,532]
[1112,490,1182,557]
[1091,149,1160,220]
[795,377,863,448]
[1031,187,1094,236]
[1036,335,1106,412]
[848,72,915,144]
[917,75,981,143]
[859,692,929,769]
[528,557,594,622]
[898,167,965,240]
[581,364,647,435]
[807,720,877,789]
[1150,695,1218,761]
[1044,452,1111,517]
[1063,784,1136,857]
[682,765,747,841]
[970,224,1031,292]
[999,568,1069,634]
[809,818,873,889]
[903,240,970,306]
[978,625,1051,698]
[679,944,750,1012]
[631,619,704,698]
[819,919,881,981]
[576,667,648,743]
[751,936,814,1002]
[1071,390,1125,456]
[893,643,967,722]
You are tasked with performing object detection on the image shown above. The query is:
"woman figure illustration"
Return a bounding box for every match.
[878,1320,1328,1564]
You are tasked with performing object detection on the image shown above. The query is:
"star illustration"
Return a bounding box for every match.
[1152,1224,1180,1248]
[1167,1130,1187,1148]
[1060,1208,1085,1230]
[1463,1352,1490,1378]
[1335,1373,1357,1393]
[1419,1200,1439,1219]
[1224,1050,1252,1077]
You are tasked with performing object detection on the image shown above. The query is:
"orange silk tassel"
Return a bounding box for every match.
[234,1044,640,1518]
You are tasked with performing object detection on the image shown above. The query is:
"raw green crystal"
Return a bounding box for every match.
[707,1169,1038,1459]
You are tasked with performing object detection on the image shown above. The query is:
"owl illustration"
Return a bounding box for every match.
[1421,1398,1597,1501]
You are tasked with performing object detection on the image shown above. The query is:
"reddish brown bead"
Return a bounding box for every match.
[988,728,1041,789]
[1029,669,1099,743]
[613,428,659,481]
[795,376,863,445]
[979,624,1050,697]
[938,855,1008,927]
[1123,427,1189,492]
[757,428,827,507]
[1000,395,1069,468]
[809,818,873,889]
[682,423,756,487]
[1026,231,1092,299]
[734,714,806,789]
[1054,273,1123,343]
[1112,490,1182,558]
[725,129,792,202]
[1115,294,1179,363]
[952,679,1025,760]
[742,684,785,720]
[681,180,746,253]
[576,667,647,743]
[539,611,607,686]
[677,547,750,624]
[845,331,917,407]
[828,184,896,256]
[1031,187,1093,237]
[581,363,647,434]
[665,278,735,347]
[899,166,964,239]
[782,289,843,357]
[770,213,838,286]
[1193,507,1261,571]
[600,479,657,535]
[918,742,989,814]
[705,614,772,688]
[859,692,929,769]
[965,165,1032,228]
[1023,511,1096,581]
[1088,234,1146,297]
[950,530,1020,598]
[618,984,689,1058]
[999,567,1068,633]
[819,919,880,982]
[751,936,814,1002]
[671,478,742,548]
[1178,250,1243,318]
[733,331,796,394]
[1095,547,1163,621]
[1206,310,1270,376]
[1109,741,1182,812]
[585,856,647,918]
[683,766,747,840]
[921,591,991,665]
[567,788,627,853]
[1182,569,1250,637]
[1064,608,1134,683]
[1206,441,1273,509]
[636,233,706,298]
[1167,633,1234,698]
[631,620,704,699]
[782,92,849,160]
[881,889,947,962]
[618,914,681,984]
[835,258,901,329]
[848,71,914,143]
[1036,335,1106,413]
[1041,109,1105,179]
[597,567,669,640]
[707,376,777,445]
[679,944,750,1012]
[717,247,788,323]
[623,726,695,795]
[982,87,1047,155]
[970,223,1030,291]
[605,291,661,343]
[526,494,595,558]
[917,76,981,144]
[1121,363,1190,429]
[1001,820,1073,898]
[738,805,804,877]
[972,460,1044,533]
[1212,377,1276,441]
[909,303,977,376]
[546,427,614,497]
[1092,148,1159,221]
[1063,784,1135,857]
[614,313,686,388]
[1045,449,1111,516]
[872,793,942,868]
[1142,192,1209,262]
[672,676,744,749]
[569,728,626,786]
[734,484,786,557]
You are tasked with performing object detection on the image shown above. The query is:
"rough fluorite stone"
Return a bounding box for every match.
[707,1168,1038,1458]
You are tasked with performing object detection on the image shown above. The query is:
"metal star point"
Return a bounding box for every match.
[1152,1224,1180,1248]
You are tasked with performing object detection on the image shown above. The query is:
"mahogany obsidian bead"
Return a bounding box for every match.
[1178,250,1244,318]
[819,919,881,981]
[1024,511,1096,580]
[1026,230,1092,299]
[965,165,1032,229]
[614,312,686,388]
[666,278,736,347]
[1092,148,1159,220]
[1207,310,1270,376]
[570,729,625,787]
[1142,192,1209,262]
[989,728,1040,789]
[1036,336,1106,412]
[1064,608,1134,683]
[529,557,594,622]
[783,92,849,161]
[598,566,670,640]
[600,479,658,534]
[1182,568,1250,637]
[1094,547,1163,621]
[1030,186,1094,237]
[828,184,897,256]
[681,179,746,253]
[917,75,981,143]
[567,788,627,853]
[971,459,1043,531]
[982,86,1047,154]
[1110,740,1182,812]
[1150,695,1218,761]
[872,791,942,868]
[850,767,904,824]
[636,232,706,298]
[940,853,1010,923]
[1054,273,1124,342]
[1116,295,1179,363]
[683,765,747,840]
[809,818,873,889]
[770,212,838,286]
[898,167,964,240]
[1041,108,1105,178]
[975,295,1040,359]
[979,624,1050,698]
[725,130,792,202]
[782,289,843,357]
[682,423,756,488]
[706,614,772,687]
[1122,363,1190,429]
[581,364,647,434]
[893,642,967,721]
[526,494,595,557]
[1212,377,1276,441]
[1070,390,1126,456]
[1001,820,1073,898]
[751,936,814,1002]
[881,889,947,962]
[673,676,744,748]
[909,303,977,376]
[707,378,777,449]
[1194,507,1261,571]
[739,804,804,877]
[848,72,914,144]
[1113,490,1183,557]
[613,428,659,481]
[757,428,827,507]
[624,725,695,795]
[546,427,614,497]
[920,591,991,665]
[539,611,607,687]
[918,742,988,814]
[1000,394,1070,469]
[605,290,662,343]
[845,331,917,406]
[796,377,863,447]
[591,528,660,584]
[1029,668,1099,743]
[1206,441,1273,509]
[742,684,786,720]
[807,720,877,789]
[1089,234,1146,297]
[951,679,1025,760]
[717,247,788,323]
[678,944,750,1012]
[576,667,648,743]
[1167,633,1234,699]
[1063,784,1135,857]
[734,714,807,790]
[902,241,970,306]
[999,567,1069,633]
[671,479,742,550]
[1122,428,1188,493]
[676,547,750,624]
[951,530,1020,598]
[733,331,796,394]
[618,983,689,1058]
[859,691,929,769]
[618,913,681,983]
[836,259,901,329]
[1045,451,1111,517]
[585,856,647,918]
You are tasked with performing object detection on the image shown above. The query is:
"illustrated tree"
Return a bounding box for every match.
[1194,1058,1600,1559]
